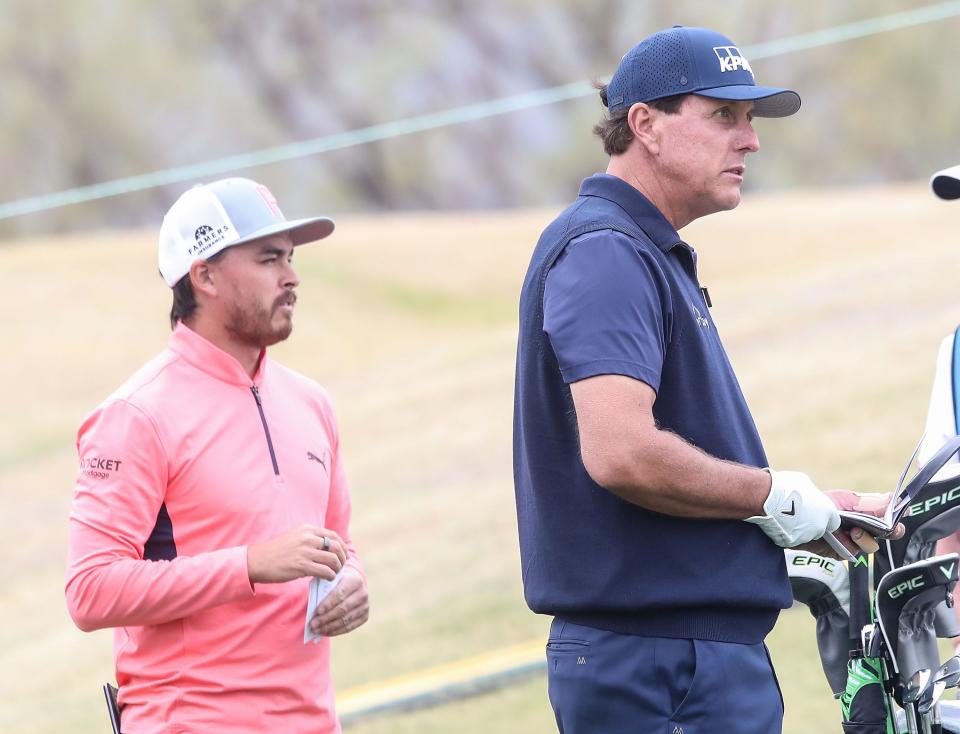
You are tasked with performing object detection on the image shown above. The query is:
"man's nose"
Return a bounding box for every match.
[740,120,760,153]
[283,260,300,288]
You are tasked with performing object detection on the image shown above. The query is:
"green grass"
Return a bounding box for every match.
[341,608,841,733]
[346,676,556,733]
[2,186,960,732]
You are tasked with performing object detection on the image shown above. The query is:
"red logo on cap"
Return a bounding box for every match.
[257,185,283,218]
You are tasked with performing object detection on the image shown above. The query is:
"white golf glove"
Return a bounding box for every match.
[745,469,840,547]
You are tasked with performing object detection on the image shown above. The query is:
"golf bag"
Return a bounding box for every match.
[790,549,960,734]
[788,438,960,733]
[789,549,895,732]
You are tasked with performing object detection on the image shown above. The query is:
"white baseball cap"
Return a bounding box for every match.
[932,165,960,201]
[158,177,335,287]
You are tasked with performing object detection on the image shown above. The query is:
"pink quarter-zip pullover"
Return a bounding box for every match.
[66,323,364,734]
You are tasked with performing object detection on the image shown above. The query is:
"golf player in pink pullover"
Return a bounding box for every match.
[66,177,368,733]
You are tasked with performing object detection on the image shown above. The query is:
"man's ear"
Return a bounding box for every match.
[627,102,659,155]
[189,259,218,298]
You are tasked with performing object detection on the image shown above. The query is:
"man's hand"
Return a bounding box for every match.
[746,469,840,547]
[309,566,369,637]
[797,491,905,559]
[247,525,347,584]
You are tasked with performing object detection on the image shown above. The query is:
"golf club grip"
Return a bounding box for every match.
[849,557,871,652]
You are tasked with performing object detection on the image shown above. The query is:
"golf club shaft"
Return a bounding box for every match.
[906,701,920,734]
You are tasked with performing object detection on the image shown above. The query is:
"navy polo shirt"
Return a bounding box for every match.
[513,174,792,643]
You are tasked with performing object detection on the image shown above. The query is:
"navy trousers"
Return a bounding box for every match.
[546,619,784,734]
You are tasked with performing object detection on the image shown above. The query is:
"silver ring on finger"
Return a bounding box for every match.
[322,535,330,552]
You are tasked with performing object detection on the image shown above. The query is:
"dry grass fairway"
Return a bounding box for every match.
[2,184,958,732]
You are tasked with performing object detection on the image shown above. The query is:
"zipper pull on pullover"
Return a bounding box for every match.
[250,386,280,476]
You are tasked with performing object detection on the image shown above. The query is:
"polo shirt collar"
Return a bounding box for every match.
[168,322,268,387]
[578,174,685,253]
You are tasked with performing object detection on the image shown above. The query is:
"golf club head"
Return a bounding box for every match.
[785,550,850,696]
[917,656,960,715]
[939,654,960,688]
[896,699,960,733]
[903,667,932,703]
[861,622,884,658]
[875,553,959,699]
[917,679,945,716]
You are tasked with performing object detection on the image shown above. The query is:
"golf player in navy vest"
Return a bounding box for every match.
[513,26,896,734]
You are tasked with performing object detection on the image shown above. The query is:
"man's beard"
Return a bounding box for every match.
[224,292,295,349]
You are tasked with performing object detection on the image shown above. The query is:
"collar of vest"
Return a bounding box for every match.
[578,174,684,253]
[168,322,267,387]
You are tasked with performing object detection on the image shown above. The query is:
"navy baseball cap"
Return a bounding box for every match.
[932,165,960,200]
[606,26,801,118]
